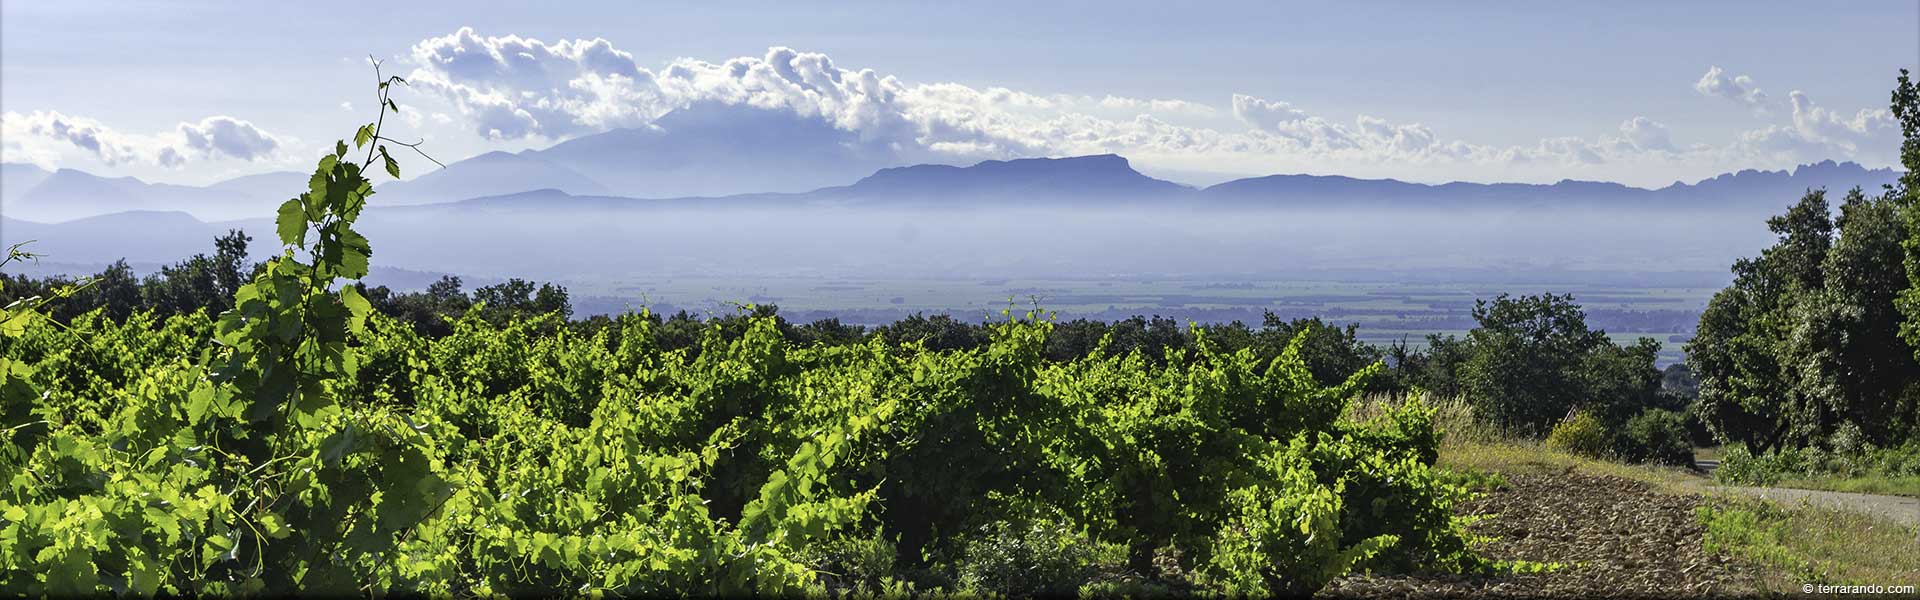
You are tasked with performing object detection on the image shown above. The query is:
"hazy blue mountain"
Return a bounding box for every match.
[525,103,908,199]
[3,149,1902,227]
[207,170,309,201]
[1,163,53,209]
[429,155,1897,213]
[811,154,1192,206]
[1195,162,1898,209]
[3,167,288,223]
[10,169,155,222]
[374,150,610,206]
[0,210,234,263]
[433,154,1193,211]
[1658,160,1902,205]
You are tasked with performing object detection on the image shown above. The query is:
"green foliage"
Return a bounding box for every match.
[1545,411,1609,459]
[1716,441,1920,488]
[1442,293,1668,439]
[1697,496,1920,587]
[1894,69,1920,361]
[1619,408,1692,466]
[943,516,1106,596]
[1694,70,1920,455]
[1206,440,1397,596]
[1689,187,1920,451]
[0,230,256,324]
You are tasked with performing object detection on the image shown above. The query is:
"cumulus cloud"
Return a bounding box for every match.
[1619,117,1676,152]
[1723,89,1898,164]
[407,27,1221,152]
[401,28,1724,182]
[1,111,285,168]
[178,116,281,161]
[392,29,1900,186]
[1694,66,1769,111]
[1231,94,1311,130]
[3,111,152,166]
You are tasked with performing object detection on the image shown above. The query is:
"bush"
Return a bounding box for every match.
[1619,408,1693,466]
[1546,411,1609,458]
[945,517,1105,596]
[1718,441,1920,486]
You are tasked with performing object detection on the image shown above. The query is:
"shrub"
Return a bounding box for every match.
[946,517,1104,596]
[1619,408,1694,466]
[1716,445,1816,486]
[1546,411,1609,458]
[1718,441,1920,486]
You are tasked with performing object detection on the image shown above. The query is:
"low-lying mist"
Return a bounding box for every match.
[349,204,1767,284]
[3,204,1771,286]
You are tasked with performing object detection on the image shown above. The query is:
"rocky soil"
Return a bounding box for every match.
[1321,472,1762,599]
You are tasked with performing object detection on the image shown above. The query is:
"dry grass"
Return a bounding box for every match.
[1355,392,1700,490]
[1439,438,1702,491]
[1397,394,1920,592]
[1771,475,1920,498]
[1452,437,1920,593]
[1697,496,1920,592]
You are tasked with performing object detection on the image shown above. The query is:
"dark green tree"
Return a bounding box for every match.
[1459,293,1607,435]
[1692,70,1920,451]
[1689,190,1836,451]
[143,229,253,316]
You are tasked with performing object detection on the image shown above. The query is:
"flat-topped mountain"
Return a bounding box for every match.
[822,154,1192,205]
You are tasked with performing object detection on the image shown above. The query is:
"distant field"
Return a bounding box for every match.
[4,260,1706,366]
[568,277,1708,366]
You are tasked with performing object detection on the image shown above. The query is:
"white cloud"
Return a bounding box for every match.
[3,111,153,166]
[1787,90,1895,149]
[406,29,1765,183]
[1,111,286,169]
[1694,66,1769,112]
[1619,117,1676,152]
[407,27,1224,155]
[397,32,1907,185]
[1721,89,1898,166]
[178,116,281,161]
[1232,94,1311,130]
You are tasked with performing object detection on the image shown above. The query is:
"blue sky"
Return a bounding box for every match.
[3,1,1915,187]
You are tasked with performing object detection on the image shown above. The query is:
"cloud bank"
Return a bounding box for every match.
[1,29,1901,189]
[393,28,1901,186]
[2,111,285,169]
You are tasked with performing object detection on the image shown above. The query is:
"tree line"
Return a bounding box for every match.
[1688,70,1920,457]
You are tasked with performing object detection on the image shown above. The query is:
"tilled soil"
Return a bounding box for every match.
[1320,472,1762,599]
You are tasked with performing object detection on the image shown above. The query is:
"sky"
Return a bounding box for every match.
[2,1,1916,188]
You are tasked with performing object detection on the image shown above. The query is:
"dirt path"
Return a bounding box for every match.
[1688,459,1920,527]
[1322,472,1760,598]
[1681,479,1920,528]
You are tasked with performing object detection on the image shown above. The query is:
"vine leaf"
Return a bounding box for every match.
[275,199,306,247]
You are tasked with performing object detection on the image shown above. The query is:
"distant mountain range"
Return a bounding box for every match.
[1197,158,1901,209]
[433,155,1900,214]
[6,150,1898,287]
[0,131,1903,224]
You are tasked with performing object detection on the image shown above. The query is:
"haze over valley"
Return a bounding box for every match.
[2,128,1899,356]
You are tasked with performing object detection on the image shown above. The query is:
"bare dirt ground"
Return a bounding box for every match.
[1321,472,1762,599]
